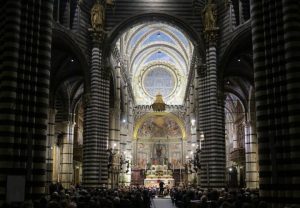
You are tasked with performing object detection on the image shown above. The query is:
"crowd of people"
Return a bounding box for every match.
[170,187,267,208]
[0,183,275,208]
[1,183,153,208]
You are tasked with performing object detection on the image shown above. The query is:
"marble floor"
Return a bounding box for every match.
[151,197,175,208]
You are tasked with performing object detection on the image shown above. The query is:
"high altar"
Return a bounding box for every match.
[144,165,174,188]
[133,114,185,187]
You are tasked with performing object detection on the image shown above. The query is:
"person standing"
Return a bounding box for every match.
[159,181,165,196]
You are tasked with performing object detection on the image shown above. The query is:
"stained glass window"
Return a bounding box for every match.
[143,68,175,97]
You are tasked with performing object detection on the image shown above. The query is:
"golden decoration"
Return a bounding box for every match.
[151,93,166,112]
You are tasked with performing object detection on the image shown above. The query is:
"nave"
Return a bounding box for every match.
[1,0,300,207]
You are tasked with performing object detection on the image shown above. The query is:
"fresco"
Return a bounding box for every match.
[169,143,182,168]
[137,143,148,169]
[137,115,181,139]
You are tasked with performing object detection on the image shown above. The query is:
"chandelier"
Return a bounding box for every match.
[151,93,166,111]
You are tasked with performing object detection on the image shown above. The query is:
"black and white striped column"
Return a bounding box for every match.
[83,32,109,188]
[46,109,57,192]
[0,1,53,202]
[198,41,226,189]
[244,121,258,189]
[251,0,300,205]
[57,119,75,189]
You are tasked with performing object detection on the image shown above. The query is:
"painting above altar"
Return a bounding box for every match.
[137,115,181,139]
[136,115,183,169]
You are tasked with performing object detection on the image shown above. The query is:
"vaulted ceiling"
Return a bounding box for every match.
[116,22,194,105]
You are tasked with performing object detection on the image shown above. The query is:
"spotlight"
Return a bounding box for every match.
[191,119,196,126]
[229,167,233,172]
[70,59,74,62]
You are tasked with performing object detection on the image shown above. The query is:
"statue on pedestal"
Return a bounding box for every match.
[91,0,105,32]
[202,0,219,41]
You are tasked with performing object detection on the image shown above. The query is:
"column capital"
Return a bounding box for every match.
[89,28,105,47]
[243,120,253,128]
[48,108,58,115]
[82,93,91,108]
[61,120,76,127]
[204,28,219,43]
[197,64,207,78]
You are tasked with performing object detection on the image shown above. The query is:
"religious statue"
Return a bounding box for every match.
[192,148,201,172]
[202,0,217,32]
[91,0,105,32]
[107,148,117,168]
[147,162,151,170]
[156,146,162,158]
[167,162,172,170]
[153,142,166,165]
[106,0,114,6]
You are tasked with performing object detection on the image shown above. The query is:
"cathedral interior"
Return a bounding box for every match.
[0,0,300,207]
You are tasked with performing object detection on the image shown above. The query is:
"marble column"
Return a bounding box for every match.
[82,31,110,187]
[46,109,57,192]
[198,41,226,188]
[244,121,259,189]
[59,119,75,189]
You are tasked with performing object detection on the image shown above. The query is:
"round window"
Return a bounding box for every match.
[143,67,175,98]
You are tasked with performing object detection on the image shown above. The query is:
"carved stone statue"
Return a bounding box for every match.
[202,0,216,31]
[91,0,105,31]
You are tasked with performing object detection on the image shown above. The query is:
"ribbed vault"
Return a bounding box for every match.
[116,22,194,105]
